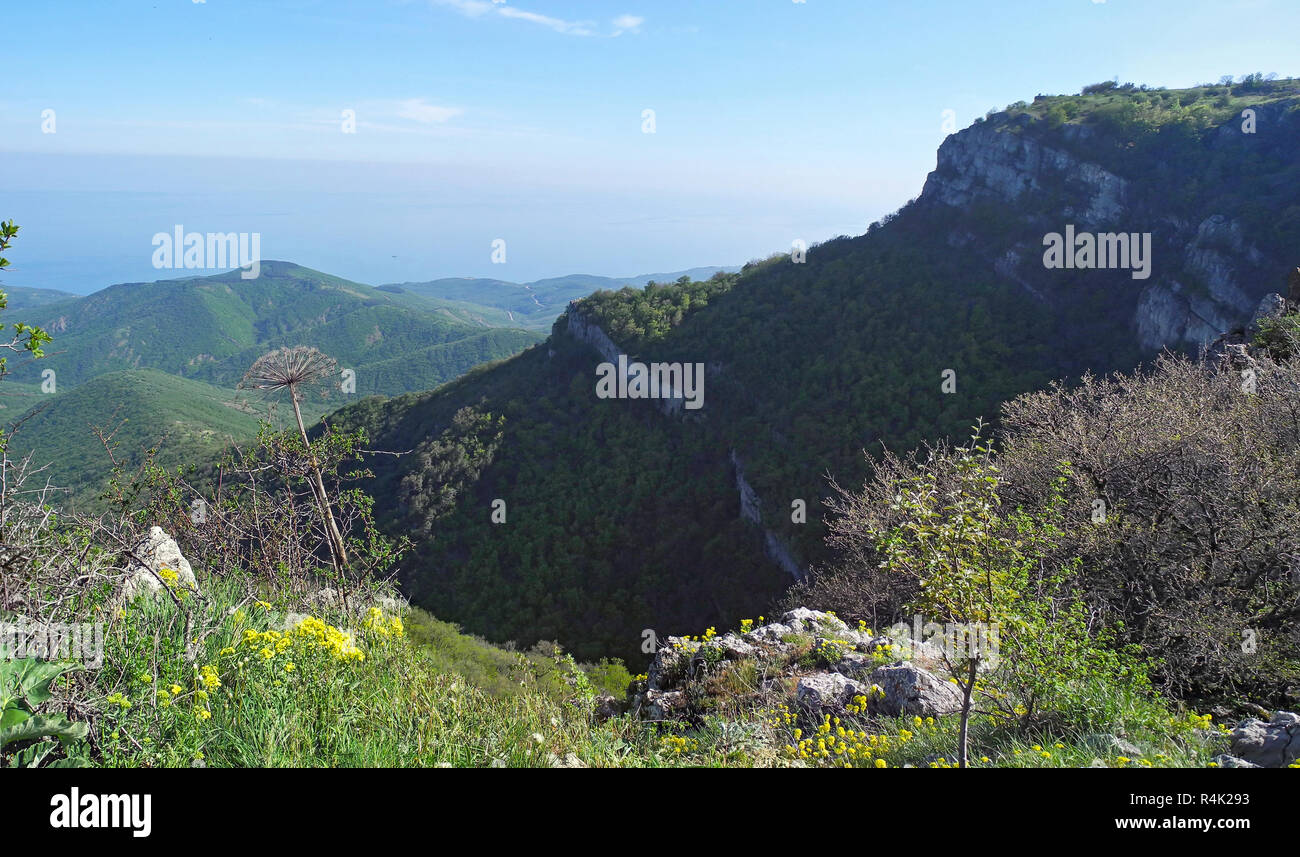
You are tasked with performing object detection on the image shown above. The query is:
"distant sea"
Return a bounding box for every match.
[1,186,871,295]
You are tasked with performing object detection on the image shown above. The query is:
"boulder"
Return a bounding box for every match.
[781,608,848,635]
[121,527,198,601]
[1211,754,1261,769]
[593,693,624,722]
[1229,712,1300,767]
[748,622,793,644]
[867,662,963,717]
[833,652,877,678]
[1252,292,1287,325]
[796,672,869,716]
[641,689,688,722]
[647,637,697,691]
[715,633,761,661]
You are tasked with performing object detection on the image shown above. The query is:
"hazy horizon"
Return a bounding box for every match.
[4,0,1298,292]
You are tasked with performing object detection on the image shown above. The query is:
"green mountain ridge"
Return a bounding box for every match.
[377,267,737,330]
[0,283,78,314]
[5,261,545,505]
[16,261,544,394]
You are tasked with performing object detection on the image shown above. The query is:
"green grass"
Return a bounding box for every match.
[29,570,1234,769]
[81,575,670,768]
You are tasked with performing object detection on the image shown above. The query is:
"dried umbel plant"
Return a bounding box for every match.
[239,347,349,575]
[239,345,338,405]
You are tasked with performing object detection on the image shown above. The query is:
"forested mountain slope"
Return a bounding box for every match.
[6,261,542,507]
[337,79,1300,663]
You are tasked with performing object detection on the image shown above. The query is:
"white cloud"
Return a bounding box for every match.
[431,1,641,37]
[396,98,463,124]
[611,15,644,35]
[497,6,595,36]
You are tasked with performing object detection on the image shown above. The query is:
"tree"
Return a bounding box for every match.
[0,221,53,382]
[240,346,349,577]
[872,425,1050,767]
[398,406,504,536]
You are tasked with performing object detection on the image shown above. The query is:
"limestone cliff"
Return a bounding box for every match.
[918,105,1294,352]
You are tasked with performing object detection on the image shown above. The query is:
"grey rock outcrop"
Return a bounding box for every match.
[925,117,1129,222]
[867,662,963,718]
[641,689,688,722]
[629,608,964,725]
[1228,711,1300,767]
[780,608,847,635]
[921,112,1286,354]
[796,673,869,716]
[729,451,808,580]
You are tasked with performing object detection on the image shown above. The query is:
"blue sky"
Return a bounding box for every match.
[3,0,1298,292]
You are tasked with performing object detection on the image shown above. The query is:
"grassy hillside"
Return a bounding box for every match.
[4,369,269,506]
[27,568,1237,770]
[15,261,542,395]
[1,283,78,314]
[0,380,45,416]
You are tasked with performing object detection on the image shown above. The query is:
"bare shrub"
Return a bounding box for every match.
[998,353,1300,704]
[809,350,1300,706]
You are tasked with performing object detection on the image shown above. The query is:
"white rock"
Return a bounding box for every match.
[781,608,848,635]
[796,673,869,714]
[121,527,198,601]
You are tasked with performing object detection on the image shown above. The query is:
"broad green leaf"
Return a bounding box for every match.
[0,714,86,749]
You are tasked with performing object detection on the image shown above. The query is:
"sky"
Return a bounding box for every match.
[2,0,1298,293]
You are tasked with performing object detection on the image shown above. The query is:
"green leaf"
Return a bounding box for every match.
[2,658,81,707]
[0,706,31,730]
[0,714,88,750]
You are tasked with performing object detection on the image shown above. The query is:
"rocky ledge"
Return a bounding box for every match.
[626,608,963,727]
[623,608,1300,768]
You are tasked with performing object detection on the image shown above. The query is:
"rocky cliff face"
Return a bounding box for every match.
[730,449,806,581]
[564,305,686,417]
[563,306,622,365]
[924,119,1129,222]
[919,111,1288,352]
